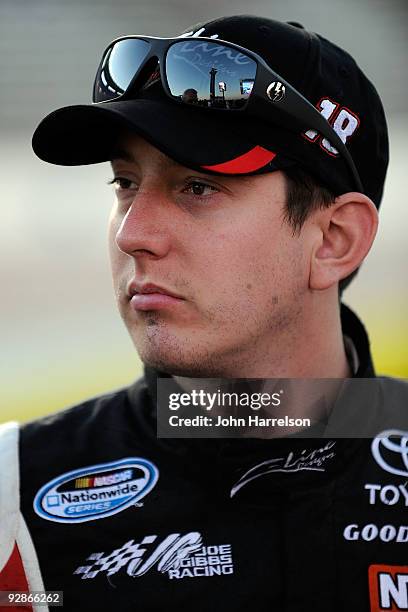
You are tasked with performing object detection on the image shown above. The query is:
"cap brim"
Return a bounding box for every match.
[32,97,284,175]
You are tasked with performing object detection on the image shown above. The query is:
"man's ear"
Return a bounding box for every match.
[309,192,378,291]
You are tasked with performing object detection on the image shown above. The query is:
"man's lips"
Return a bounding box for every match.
[127,282,185,312]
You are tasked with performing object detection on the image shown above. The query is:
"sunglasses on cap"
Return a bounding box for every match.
[93,35,363,192]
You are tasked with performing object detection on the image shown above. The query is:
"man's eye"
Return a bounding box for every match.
[108,177,138,190]
[183,181,218,197]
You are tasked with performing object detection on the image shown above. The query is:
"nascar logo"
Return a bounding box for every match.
[74,469,133,489]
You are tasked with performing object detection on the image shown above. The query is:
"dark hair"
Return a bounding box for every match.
[283,166,358,291]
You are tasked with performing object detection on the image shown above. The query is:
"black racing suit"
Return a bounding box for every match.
[12,305,408,611]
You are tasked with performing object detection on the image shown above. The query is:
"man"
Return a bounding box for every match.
[1,14,407,612]
[181,88,198,104]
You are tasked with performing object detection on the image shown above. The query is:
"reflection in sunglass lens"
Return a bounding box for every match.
[166,41,257,109]
[94,39,151,102]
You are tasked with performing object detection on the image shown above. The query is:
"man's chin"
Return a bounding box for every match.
[126,317,229,377]
[129,327,191,374]
[132,339,224,378]
[135,348,209,377]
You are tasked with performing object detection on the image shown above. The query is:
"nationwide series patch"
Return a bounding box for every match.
[33,458,159,523]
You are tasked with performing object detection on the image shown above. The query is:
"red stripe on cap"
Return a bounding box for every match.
[201,146,276,174]
[0,544,33,611]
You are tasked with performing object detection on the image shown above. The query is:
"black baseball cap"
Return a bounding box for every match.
[32,15,389,208]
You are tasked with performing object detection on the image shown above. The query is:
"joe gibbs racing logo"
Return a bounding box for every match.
[74,532,234,581]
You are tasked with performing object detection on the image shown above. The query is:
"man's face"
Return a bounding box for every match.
[108,134,310,377]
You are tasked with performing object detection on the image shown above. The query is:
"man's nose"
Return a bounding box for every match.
[114,190,172,259]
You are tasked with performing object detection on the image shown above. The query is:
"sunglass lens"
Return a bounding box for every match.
[94,39,151,102]
[166,41,257,109]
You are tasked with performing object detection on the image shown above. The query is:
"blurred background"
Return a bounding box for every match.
[1,0,407,424]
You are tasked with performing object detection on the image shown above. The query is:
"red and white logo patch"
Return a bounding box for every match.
[369,565,408,611]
